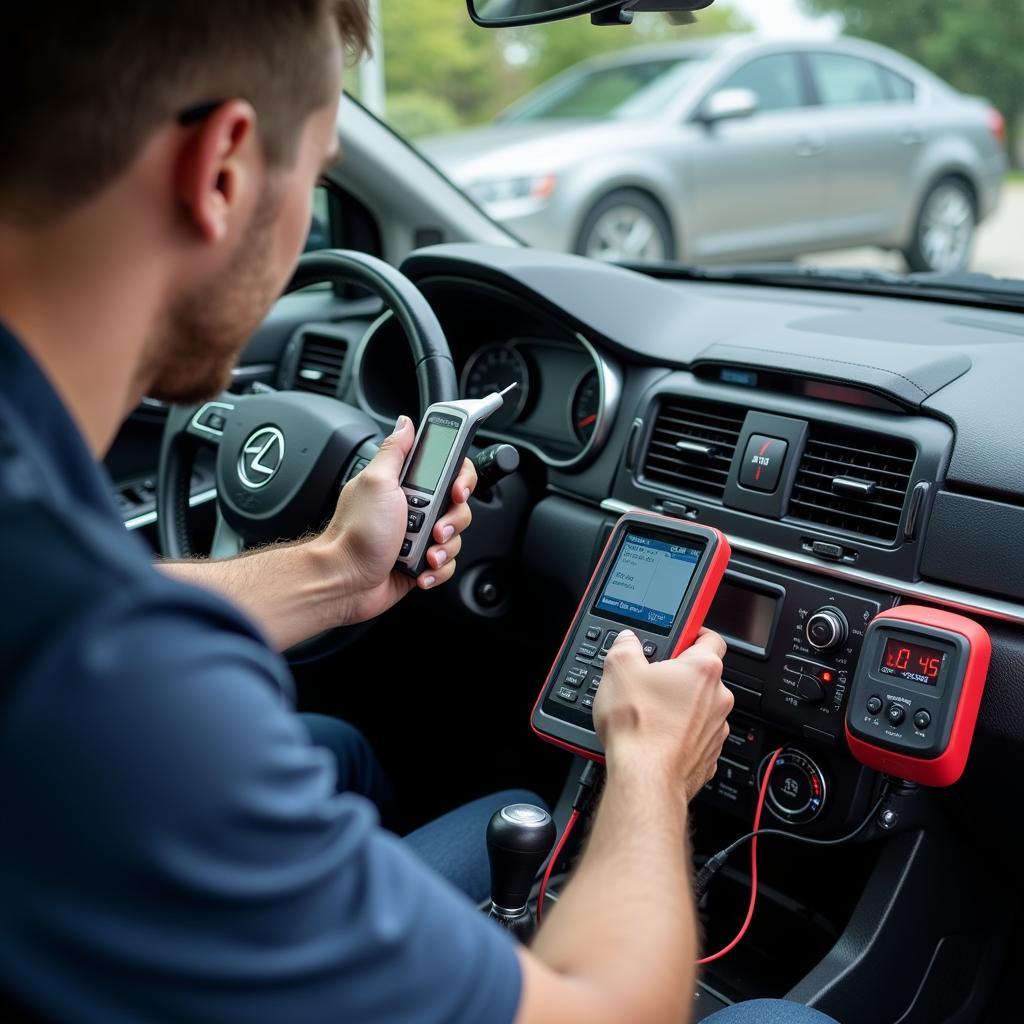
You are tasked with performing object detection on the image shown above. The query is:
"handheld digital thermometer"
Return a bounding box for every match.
[397,384,518,577]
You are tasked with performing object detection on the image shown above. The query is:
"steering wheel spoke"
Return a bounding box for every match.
[185,397,239,447]
[210,507,245,559]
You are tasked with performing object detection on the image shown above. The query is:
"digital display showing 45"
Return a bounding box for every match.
[879,637,945,685]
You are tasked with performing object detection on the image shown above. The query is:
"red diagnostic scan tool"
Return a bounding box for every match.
[845,606,991,786]
[531,511,731,761]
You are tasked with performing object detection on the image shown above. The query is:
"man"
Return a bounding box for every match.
[0,3,838,1022]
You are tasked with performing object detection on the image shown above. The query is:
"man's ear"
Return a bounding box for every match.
[176,99,260,243]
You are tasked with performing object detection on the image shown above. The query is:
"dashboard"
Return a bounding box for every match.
[351,279,621,468]
[160,241,1024,844]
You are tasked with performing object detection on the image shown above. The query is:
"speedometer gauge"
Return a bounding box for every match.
[461,344,530,429]
[571,370,600,444]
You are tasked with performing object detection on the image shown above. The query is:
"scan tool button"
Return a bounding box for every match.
[407,495,430,509]
[557,687,578,703]
[407,509,426,533]
[642,640,658,660]
[585,626,602,641]
[400,539,412,557]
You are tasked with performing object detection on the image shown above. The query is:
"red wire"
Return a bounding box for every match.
[536,808,580,924]
[696,746,785,965]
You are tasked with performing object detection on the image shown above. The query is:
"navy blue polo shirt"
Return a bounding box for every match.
[0,324,521,1023]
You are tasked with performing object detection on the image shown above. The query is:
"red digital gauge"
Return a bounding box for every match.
[845,606,990,786]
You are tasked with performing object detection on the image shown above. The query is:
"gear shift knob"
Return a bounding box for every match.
[486,803,556,937]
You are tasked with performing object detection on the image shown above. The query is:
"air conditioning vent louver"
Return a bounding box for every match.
[790,425,915,542]
[292,334,348,396]
[642,397,745,500]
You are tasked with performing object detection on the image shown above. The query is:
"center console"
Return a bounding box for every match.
[699,553,892,833]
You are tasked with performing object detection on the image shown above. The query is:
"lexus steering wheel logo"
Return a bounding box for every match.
[237,427,285,489]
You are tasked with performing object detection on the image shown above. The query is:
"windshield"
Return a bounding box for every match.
[362,0,1022,291]
[501,58,707,121]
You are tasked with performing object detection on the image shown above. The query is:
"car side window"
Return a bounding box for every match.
[303,185,333,253]
[808,53,887,106]
[881,67,916,102]
[717,54,806,113]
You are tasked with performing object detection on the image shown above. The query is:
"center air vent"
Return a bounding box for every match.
[641,397,744,500]
[791,425,916,543]
[292,333,348,396]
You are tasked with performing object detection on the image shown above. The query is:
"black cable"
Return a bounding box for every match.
[695,782,890,902]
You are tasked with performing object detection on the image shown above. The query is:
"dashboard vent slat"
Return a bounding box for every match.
[292,334,348,396]
[641,397,745,500]
[790,424,916,543]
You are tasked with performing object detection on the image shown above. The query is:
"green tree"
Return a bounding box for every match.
[802,0,1024,166]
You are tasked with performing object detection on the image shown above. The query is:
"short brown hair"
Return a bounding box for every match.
[0,2,371,226]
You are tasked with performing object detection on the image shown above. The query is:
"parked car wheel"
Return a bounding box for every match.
[576,189,675,263]
[904,177,977,274]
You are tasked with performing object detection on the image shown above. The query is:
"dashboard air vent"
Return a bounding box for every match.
[292,333,348,396]
[790,425,915,542]
[642,397,744,500]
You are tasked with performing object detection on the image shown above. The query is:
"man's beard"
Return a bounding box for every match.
[140,191,284,405]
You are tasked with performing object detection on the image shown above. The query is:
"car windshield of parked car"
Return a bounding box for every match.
[360,1,1022,291]
[499,57,707,121]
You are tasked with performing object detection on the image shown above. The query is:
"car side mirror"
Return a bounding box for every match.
[698,88,759,125]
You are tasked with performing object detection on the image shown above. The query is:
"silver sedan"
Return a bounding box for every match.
[421,36,1007,273]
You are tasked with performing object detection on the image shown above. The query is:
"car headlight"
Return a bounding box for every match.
[466,174,557,206]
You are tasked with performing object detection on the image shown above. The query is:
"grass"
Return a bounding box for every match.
[1007,169,1024,183]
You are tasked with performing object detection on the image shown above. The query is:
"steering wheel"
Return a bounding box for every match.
[156,249,458,653]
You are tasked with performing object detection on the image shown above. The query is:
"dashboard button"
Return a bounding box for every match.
[738,434,788,492]
[866,695,883,715]
[913,710,931,730]
[887,703,906,726]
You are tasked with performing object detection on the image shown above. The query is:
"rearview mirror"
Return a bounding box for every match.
[467,0,621,26]
[698,87,759,124]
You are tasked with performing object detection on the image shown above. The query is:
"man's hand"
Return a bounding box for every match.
[159,415,477,650]
[595,628,733,798]
[312,415,478,627]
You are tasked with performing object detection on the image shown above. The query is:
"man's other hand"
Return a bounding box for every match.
[313,415,478,627]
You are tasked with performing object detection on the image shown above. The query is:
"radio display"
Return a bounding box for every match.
[706,579,777,651]
[879,637,945,685]
[593,532,705,636]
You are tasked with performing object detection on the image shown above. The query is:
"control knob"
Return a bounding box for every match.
[763,749,827,824]
[805,607,848,652]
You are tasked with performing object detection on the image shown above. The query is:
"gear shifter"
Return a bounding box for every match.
[486,803,556,940]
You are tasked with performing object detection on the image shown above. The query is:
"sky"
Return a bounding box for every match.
[729,0,840,38]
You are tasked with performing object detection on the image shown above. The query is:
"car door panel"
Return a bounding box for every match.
[806,52,921,247]
[685,53,826,261]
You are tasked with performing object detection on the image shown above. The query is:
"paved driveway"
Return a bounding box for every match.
[800,180,1024,279]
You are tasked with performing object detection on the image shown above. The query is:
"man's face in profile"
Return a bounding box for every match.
[143,90,342,406]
